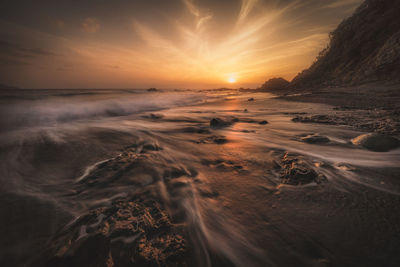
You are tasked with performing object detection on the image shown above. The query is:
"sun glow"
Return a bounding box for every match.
[227,75,237,83]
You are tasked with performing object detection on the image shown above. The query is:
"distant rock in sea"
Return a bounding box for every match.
[259,77,289,91]
[0,83,19,90]
[147,87,158,92]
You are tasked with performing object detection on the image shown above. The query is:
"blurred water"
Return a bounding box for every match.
[0,89,399,266]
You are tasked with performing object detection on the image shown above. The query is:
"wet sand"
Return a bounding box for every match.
[0,89,399,266]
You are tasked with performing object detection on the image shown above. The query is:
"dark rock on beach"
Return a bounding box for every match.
[142,113,164,120]
[210,118,233,128]
[181,126,210,134]
[197,135,228,144]
[279,153,326,185]
[351,133,400,152]
[300,134,330,144]
[41,198,187,267]
[149,113,164,119]
[292,115,336,124]
[258,120,268,125]
[289,108,400,137]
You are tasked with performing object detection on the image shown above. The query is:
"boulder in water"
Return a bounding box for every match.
[210,118,232,128]
[301,134,330,144]
[351,133,400,152]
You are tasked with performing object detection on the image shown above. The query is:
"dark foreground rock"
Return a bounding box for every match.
[40,197,187,267]
[351,133,400,152]
[279,153,326,185]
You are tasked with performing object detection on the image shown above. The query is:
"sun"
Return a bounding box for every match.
[227,75,236,83]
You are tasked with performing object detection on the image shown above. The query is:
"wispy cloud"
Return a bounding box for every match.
[183,0,213,31]
[324,0,363,9]
[237,0,259,25]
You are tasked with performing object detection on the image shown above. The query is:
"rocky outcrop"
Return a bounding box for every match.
[42,197,187,267]
[259,77,289,91]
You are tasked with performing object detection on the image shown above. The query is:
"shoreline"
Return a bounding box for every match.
[270,83,400,137]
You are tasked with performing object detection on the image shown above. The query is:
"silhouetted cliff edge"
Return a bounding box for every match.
[291,0,400,89]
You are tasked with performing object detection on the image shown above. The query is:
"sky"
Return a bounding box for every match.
[0,0,363,89]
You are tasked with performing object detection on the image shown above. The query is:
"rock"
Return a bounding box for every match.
[196,135,228,144]
[0,83,19,90]
[279,153,326,185]
[301,134,330,144]
[259,120,268,125]
[239,118,256,123]
[181,126,210,134]
[260,77,290,91]
[351,133,400,152]
[150,113,163,119]
[212,137,228,144]
[248,98,254,101]
[210,118,232,128]
[244,109,248,113]
[292,115,336,124]
[147,88,157,92]
[44,198,187,267]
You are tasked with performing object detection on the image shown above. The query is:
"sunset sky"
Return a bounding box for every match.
[0,0,363,89]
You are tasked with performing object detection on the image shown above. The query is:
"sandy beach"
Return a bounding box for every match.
[0,88,399,266]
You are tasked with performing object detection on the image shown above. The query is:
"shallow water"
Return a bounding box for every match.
[1,89,399,266]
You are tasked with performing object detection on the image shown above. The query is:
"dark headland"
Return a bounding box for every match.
[261,0,400,137]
